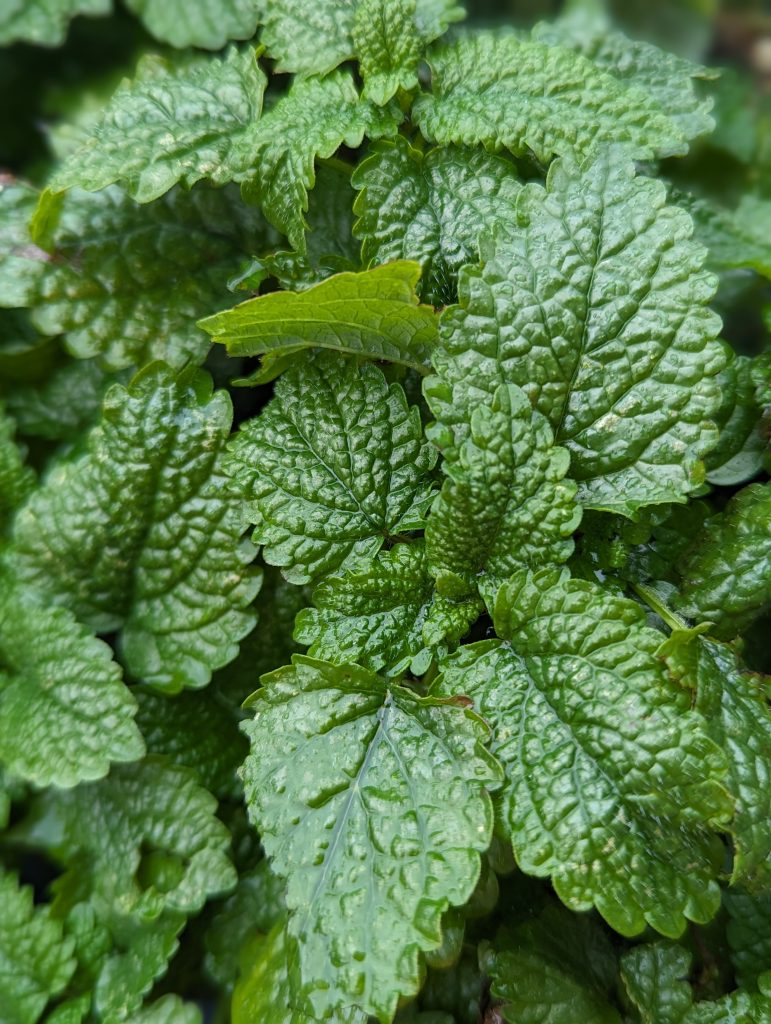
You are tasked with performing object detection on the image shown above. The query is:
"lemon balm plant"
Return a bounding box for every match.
[1,1,770,1022]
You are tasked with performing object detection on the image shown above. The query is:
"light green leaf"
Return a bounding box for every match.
[200,261,438,383]
[354,0,421,105]
[682,992,771,1024]
[434,567,731,938]
[13,184,274,371]
[12,363,259,691]
[0,869,75,1024]
[424,383,580,596]
[675,482,771,638]
[533,10,715,142]
[620,942,694,1024]
[413,33,695,164]
[225,352,436,584]
[705,355,766,486]
[352,136,521,306]
[124,0,260,49]
[0,581,143,789]
[430,150,725,517]
[241,656,500,1020]
[240,71,398,252]
[662,632,771,888]
[0,403,34,531]
[482,904,621,1024]
[50,48,266,202]
[725,889,771,992]
[126,996,202,1024]
[295,540,481,675]
[0,0,109,46]
[675,189,771,280]
[233,920,367,1024]
[255,0,463,76]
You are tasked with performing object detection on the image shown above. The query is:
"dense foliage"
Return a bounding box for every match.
[1,1,770,1022]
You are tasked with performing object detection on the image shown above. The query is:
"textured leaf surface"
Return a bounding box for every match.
[4,360,109,441]
[0,180,49,310]
[124,0,260,49]
[200,262,438,381]
[352,136,521,306]
[0,404,34,531]
[675,483,771,638]
[0,869,75,1024]
[240,71,397,251]
[0,583,143,788]
[12,363,259,691]
[50,48,266,202]
[0,0,109,46]
[725,890,771,992]
[128,996,201,1024]
[14,184,272,371]
[435,567,731,937]
[705,355,766,486]
[354,0,421,105]
[226,352,436,584]
[413,34,693,164]
[240,657,500,1020]
[483,904,620,1024]
[662,632,771,887]
[424,383,580,596]
[620,942,694,1024]
[429,151,725,516]
[676,190,771,279]
[295,541,481,675]
[256,0,462,76]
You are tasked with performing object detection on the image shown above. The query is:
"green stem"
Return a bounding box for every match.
[631,582,689,633]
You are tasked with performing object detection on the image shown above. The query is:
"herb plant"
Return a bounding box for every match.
[1,1,770,1022]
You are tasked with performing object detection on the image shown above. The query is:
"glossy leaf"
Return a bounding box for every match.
[0,404,33,531]
[725,889,771,993]
[354,0,421,105]
[240,656,501,1020]
[705,355,766,486]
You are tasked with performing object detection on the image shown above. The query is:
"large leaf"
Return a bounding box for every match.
[9,184,274,371]
[124,0,261,49]
[413,33,696,164]
[429,150,725,516]
[0,869,75,1024]
[240,656,501,1020]
[662,632,771,888]
[12,363,259,691]
[295,540,482,675]
[255,0,463,76]
[225,352,436,584]
[239,71,398,252]
[434,567,731,937]
[0,0,109,46]
[352,136,521,306]
[424,383,580,597]
[50,48,266,202]
[200,261,438,382]
[675,482,771,638]
[0,582,143,789]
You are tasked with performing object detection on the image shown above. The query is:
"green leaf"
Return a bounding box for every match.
[352,136,522,306]
[294,540,482,675]
[13,184,274,371]
[50,48,266,202]
[240,656,501,1020]
[225,352,436,584]
[662,631,771,887]
[255,0,463,76]
[413,33,696,165]
[12,363,259,691]
[126,996,202,1024]
[424,383,580,597]
[200,261,438,383]
[705,355,766,486]
[354,0,422,105]
[0,403,34,531]
[620,942,694,1024]
[533,10,716,143]
[725,889,771,992]
[0,0,110,46]
[675,189,771,280]
[0,180,50,310]
[482,904,621,1024]
[429,150,725,517]
[675,483,771,639]
[239,71,398,252]
[4,359,110,441]
[124,0,260,49]
[0,869,75,1024]
[434,567,731,938]
[0,581,143,788]
[232,920,367,1024]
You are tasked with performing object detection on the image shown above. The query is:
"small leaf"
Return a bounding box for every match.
[705,354,766,486]
[0,0,109,46]
[354,0,422,105]
[619,942,694,1024]
[225,352,436,584]
[124,0,261,49]
[240,656,501,1020]
[200,261,438,382]
[725,889,771,992]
